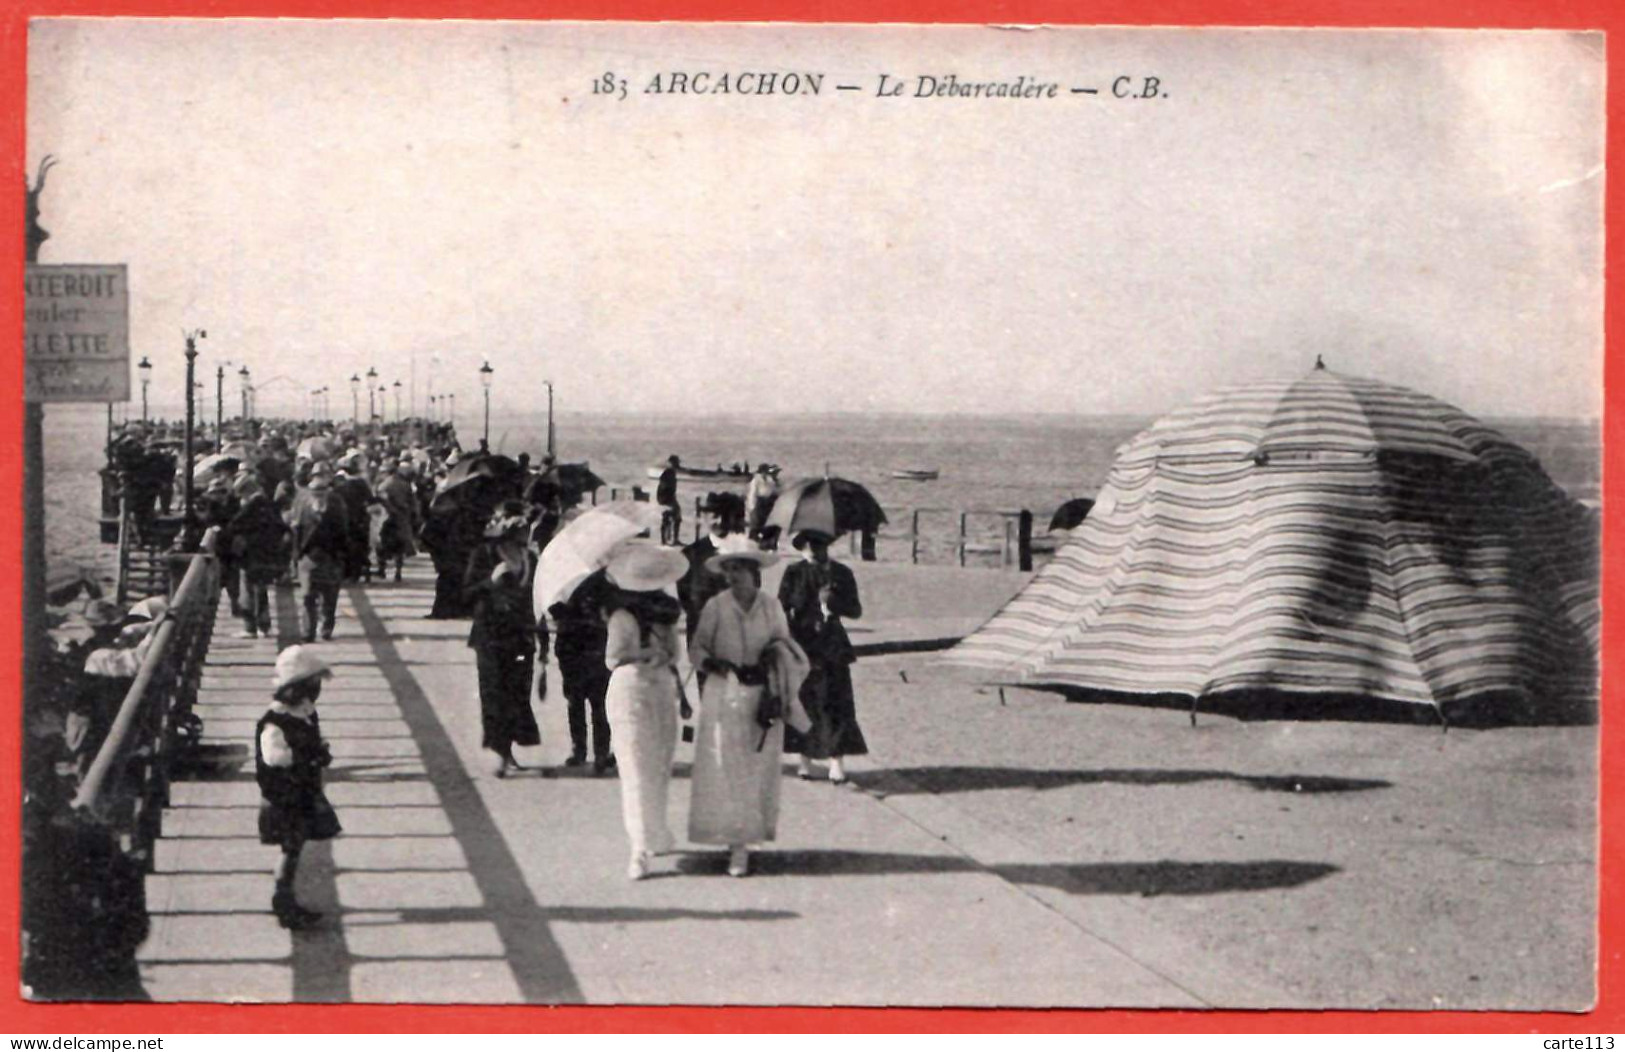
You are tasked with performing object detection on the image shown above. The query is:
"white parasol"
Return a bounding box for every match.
[533,501,667,613]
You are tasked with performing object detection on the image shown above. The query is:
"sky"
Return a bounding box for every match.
[26,22,1605,421]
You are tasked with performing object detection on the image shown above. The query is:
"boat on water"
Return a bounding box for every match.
[890,468,940,481]
[645,463,754,482]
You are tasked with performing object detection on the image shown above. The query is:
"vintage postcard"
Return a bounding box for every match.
[20,20,1603,1012]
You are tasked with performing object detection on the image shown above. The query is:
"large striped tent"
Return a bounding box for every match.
[945,366,1599,716]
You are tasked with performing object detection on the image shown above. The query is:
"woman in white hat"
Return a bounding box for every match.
[257,645,340,930]
[688,534,807,877]
[601,542,692,880]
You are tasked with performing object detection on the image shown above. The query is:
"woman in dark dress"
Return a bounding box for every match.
[779,529,868,783]
[463,500,542,777]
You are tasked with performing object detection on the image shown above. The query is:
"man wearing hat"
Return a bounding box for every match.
[257,646,340,929]
[745,463,779,541]
[201,474,244,617]
[289,464,349,642]
[226,476,291,638]
[377,461,420,582]
[678,492,743,649]
[333,455,375,583]
[656,455,682,545]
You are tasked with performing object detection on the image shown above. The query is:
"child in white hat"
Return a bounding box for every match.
[257,645,339,929]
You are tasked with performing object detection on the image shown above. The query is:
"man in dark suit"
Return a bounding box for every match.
[289,466,350,642]
[678,493,738,643]
[656,455,681,545]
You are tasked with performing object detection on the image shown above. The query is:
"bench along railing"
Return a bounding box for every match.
[21,533,221,997]
[75,529,222,847]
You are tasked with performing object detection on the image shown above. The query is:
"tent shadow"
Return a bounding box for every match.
[1048,685,1596,728]
[864,766,1390,795]
[999,859,1339,897]
[676,850,1339,896]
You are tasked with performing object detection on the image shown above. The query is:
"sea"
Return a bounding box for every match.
[41,405,1602,589]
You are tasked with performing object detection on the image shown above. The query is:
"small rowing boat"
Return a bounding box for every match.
[645,463,754,482]
[890,468,940,481]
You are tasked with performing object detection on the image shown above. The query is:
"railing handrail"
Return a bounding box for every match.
[72,528,220,819]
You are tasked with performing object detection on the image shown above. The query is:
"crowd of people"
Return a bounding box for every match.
[87,423,875,930]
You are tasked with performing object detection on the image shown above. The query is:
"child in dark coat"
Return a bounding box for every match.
[256,646,340,930]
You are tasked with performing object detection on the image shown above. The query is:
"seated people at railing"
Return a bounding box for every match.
[69,599,164,781]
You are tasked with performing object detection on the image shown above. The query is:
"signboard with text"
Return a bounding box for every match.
[24,263,130,403]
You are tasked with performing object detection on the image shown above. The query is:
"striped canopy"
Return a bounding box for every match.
[946,368,1599,714]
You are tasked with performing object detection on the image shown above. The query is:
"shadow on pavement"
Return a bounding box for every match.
[863,766,1390,795]
[999,859,1340,897]
[676,849,1339,896]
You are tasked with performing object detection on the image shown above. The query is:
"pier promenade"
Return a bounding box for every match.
[134,556,1595,1010]
[139,558,1212,1007]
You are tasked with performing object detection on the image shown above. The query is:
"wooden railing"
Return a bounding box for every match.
[22,532,221,998]
[594,488,1065,571]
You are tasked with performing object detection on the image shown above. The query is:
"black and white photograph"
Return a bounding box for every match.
[19,21,1603,1010]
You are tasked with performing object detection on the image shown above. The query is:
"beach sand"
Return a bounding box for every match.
[849,653,1595,1009]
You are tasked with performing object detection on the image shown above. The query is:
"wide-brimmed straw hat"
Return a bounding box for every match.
[272,645,333,692]
[705,534,778,575]
[606,543,689,593]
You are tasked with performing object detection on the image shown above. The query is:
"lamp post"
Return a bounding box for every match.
[393,380,402,424]
[350,373,361,424]
[238,365,251,426]
[542,379,555,460]
[183,329,206,550]
[138,356,151,423]
[366,367,378,431]
[214,362,227,444]
[479,361,493,447]
[449,393,456,430]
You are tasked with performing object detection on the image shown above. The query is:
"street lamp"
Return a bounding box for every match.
[541,379,555,460]
[449,393,456,429]
[182,329,206,550]
[479,361,494,446]
[350,373,361,424]
[214,361,229,443]
[366,366,378,428]
[238,365,251,425]
[392,380,402,424]
[137,356,152,423]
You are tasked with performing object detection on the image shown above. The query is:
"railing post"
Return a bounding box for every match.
[1002,518,1013,568]
[958,511,968,567]
[1018,509,1034,572]
[911,510,920,565]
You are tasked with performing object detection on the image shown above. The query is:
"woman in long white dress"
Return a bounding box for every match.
[601,543,691,881]
[687,535,807,877]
